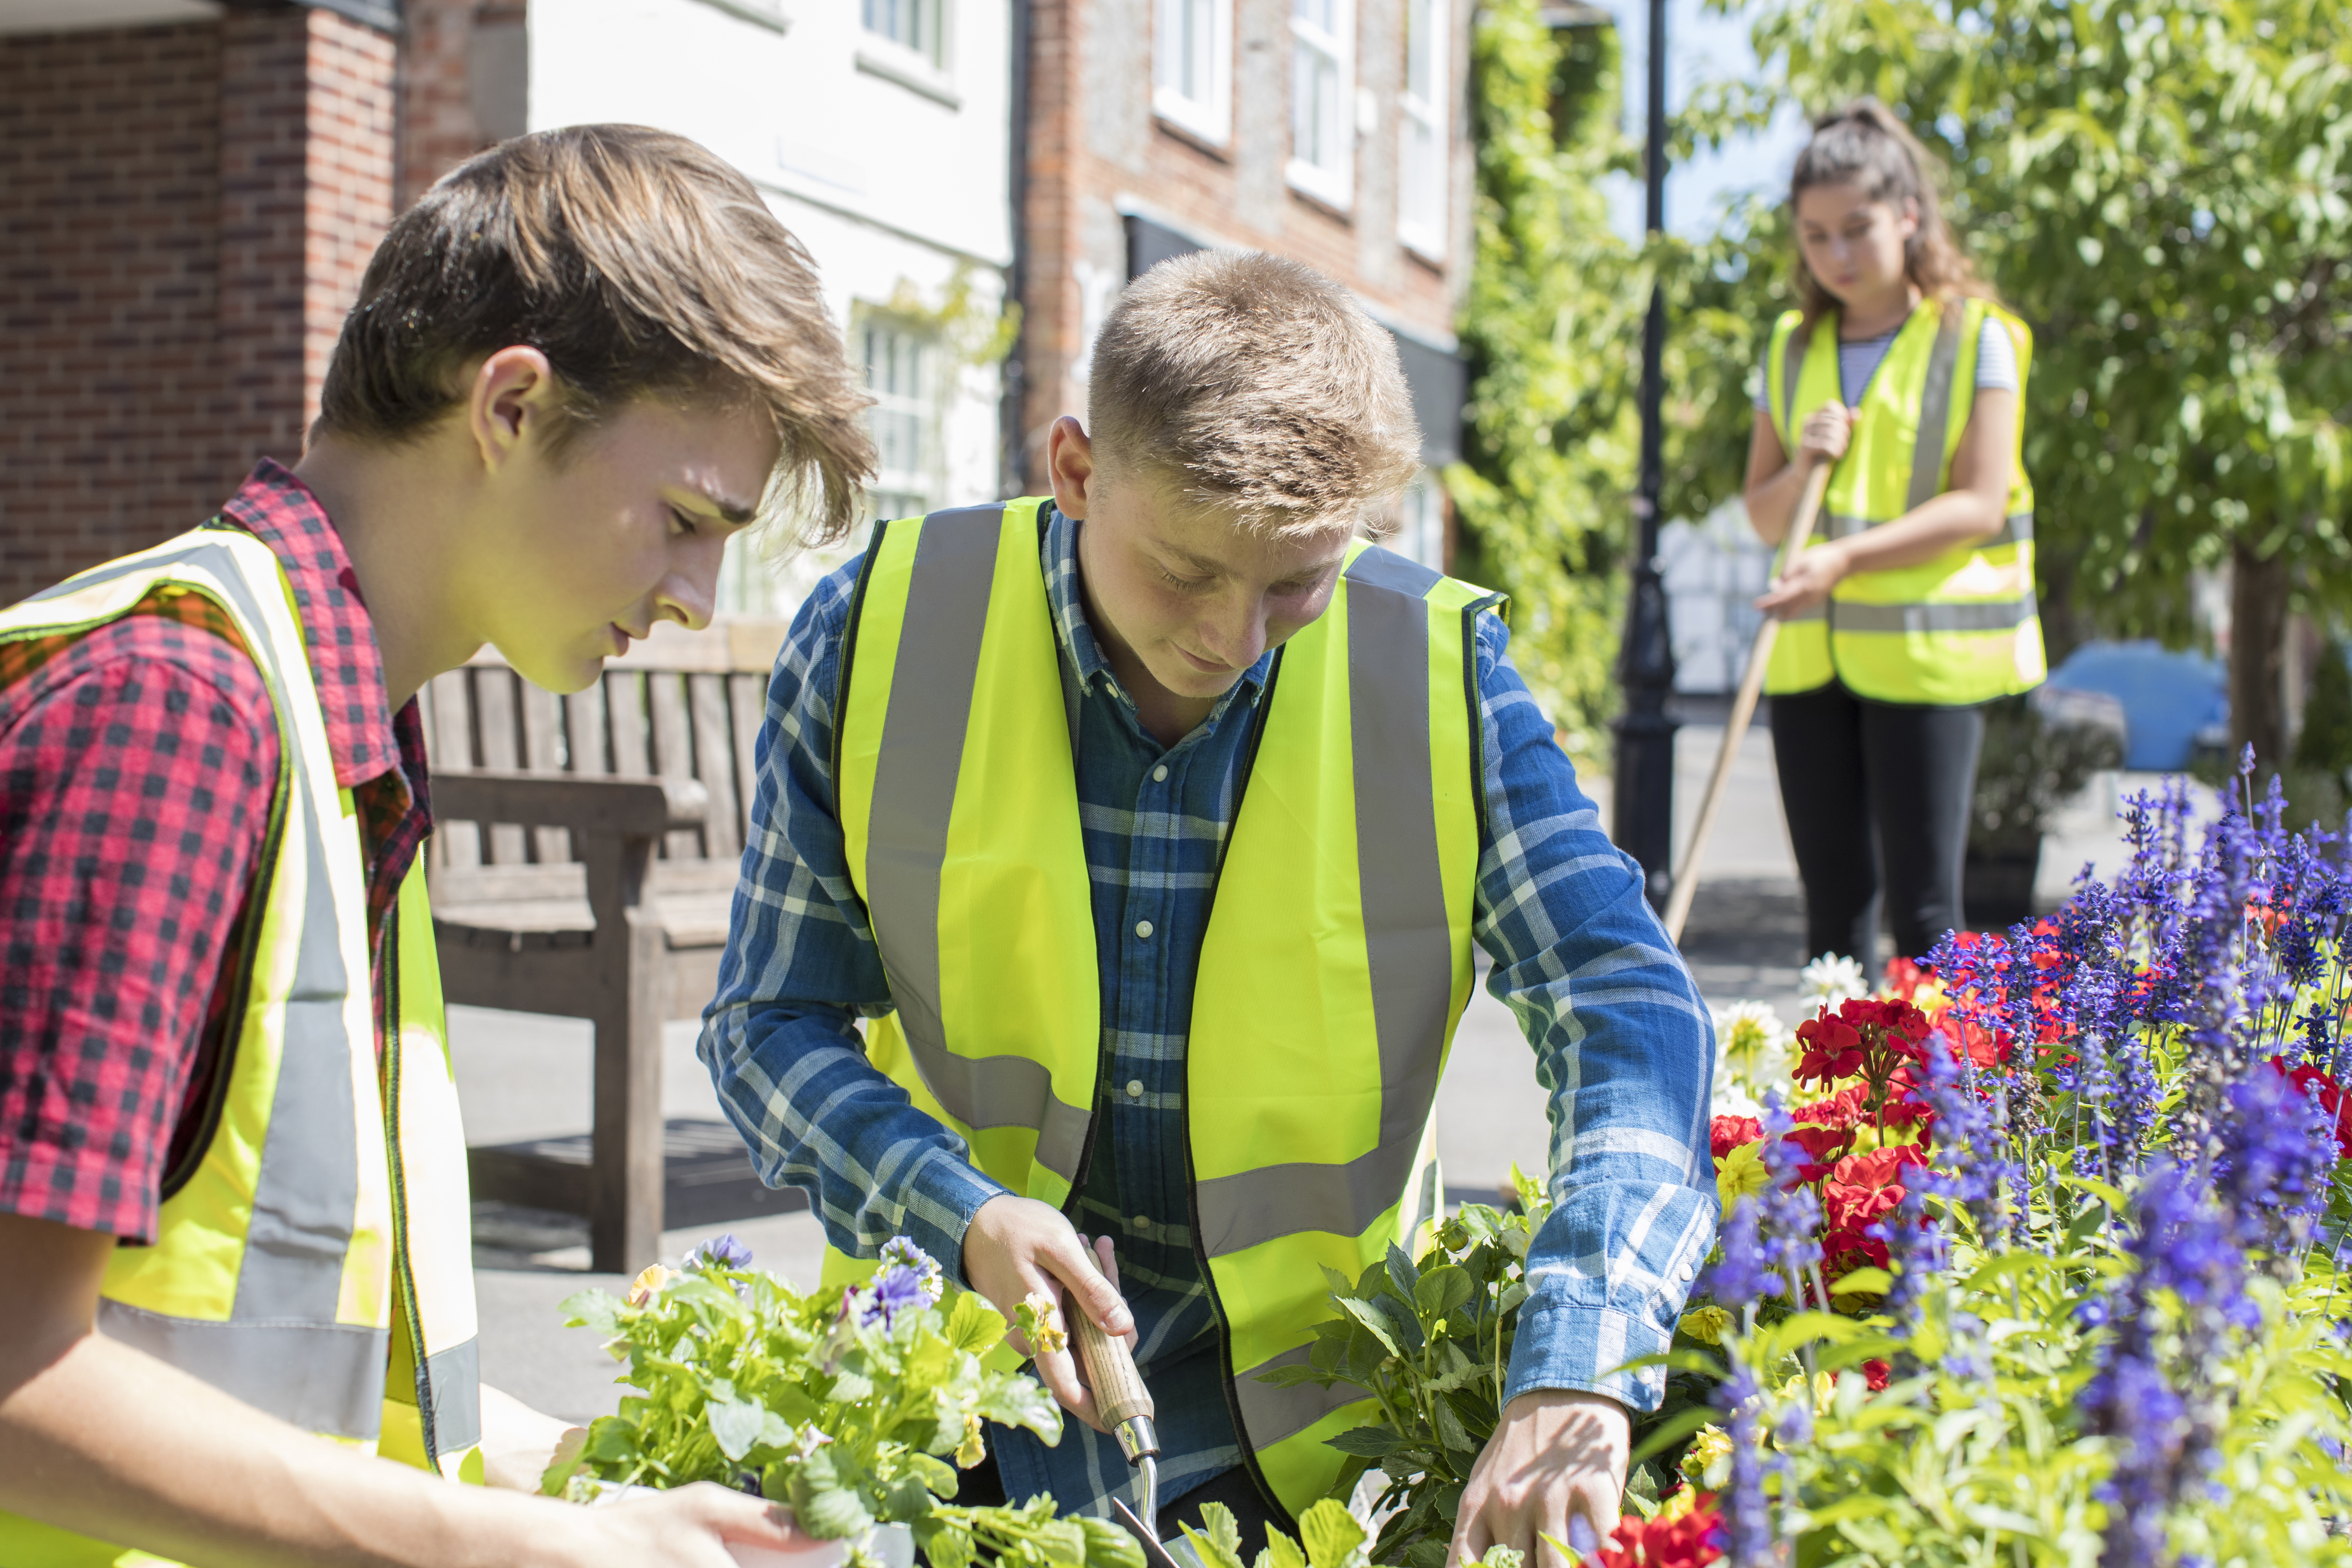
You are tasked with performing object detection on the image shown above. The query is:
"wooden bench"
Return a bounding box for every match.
[423,619,792,1272]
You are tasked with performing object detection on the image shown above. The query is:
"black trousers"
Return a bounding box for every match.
[1768,679,1984,975]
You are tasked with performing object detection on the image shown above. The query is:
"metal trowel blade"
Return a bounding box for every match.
[1112,1498,1196,1568]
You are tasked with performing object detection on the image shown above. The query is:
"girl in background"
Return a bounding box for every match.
[1742,99,2044,977]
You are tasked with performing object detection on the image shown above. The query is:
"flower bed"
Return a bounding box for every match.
[1290,768,2352,1565]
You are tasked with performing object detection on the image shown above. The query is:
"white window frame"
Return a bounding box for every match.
[1153,0,1233,147]
[1396,0,1447,259]
[859,315,942,523]
[858,0,959,106]
[1288,0,1356,211]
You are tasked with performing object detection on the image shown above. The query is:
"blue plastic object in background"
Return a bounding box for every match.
[2043,640,2228,771]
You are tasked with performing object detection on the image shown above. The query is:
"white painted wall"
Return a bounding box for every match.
[527,0,1016,615]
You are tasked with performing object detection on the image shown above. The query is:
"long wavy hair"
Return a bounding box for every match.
[1790,99,1998,326]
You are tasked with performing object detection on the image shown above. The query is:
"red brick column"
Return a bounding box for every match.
[0,24,225,599]
[218,4,396,482]
[1017,0,1083,492]
[0,8,395,606]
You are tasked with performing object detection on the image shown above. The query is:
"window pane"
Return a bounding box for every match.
[862,322,934,512]
[1405,0,1433,101]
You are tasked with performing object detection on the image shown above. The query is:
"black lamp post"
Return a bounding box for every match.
[1611,0,1679,910]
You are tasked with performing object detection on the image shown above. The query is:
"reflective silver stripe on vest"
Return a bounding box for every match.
[863,505,1092,1181]
[1824,511,2030,546]
[1195,548,1455,1259]
[1834,596,2039,635]
[1904,309,1966,512]
[1235,1343,1371,1450]
[1779,322,1807,442]
[29,540,380,1436]
[428,1336,483,1452]
[95,1300,389,1440]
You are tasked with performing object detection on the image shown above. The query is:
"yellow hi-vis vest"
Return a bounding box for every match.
[0,525,482,1567]
[1762,297,2046,703]
[822,500,1497,1523]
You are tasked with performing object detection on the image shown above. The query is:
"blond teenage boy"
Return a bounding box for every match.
[0,126,873,1566]
[703,251,1718,1564]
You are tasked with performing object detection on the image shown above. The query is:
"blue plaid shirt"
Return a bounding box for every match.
[701,507,1716,1517]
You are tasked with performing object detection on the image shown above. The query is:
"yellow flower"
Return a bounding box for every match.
[626,1264,677,1307]
[1678,1305,1731,1346]
[1716,1140,1770,1213]
[1678,1424,1733,1488]
[1018,1290,1069,1354]
[956,1412,986,1468]
[1779,1369,1838,1415]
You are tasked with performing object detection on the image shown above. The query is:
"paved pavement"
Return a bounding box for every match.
[457,717,2184,1425]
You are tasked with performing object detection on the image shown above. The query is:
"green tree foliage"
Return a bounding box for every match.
[1447,2,1641,755]
[1677,0,2352,757]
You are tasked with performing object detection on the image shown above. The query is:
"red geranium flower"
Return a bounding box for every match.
[1710,1115,1763,1160]
[2268,1057,2352,1160]
[1596,1493,1726,1568]
[1862,1358,1892,1391]
[1795,1014,1865,1082]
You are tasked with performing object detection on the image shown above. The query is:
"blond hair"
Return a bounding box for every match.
[318,125,876,545]
[1087,251,1421,536]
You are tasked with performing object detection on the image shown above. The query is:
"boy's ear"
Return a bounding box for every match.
[467,346,564,474]
[1045,415,1096,521]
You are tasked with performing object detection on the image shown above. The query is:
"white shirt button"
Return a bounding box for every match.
[1152,764,1169,782]
[1135,919,1154,939]
[1125,1078,1145,1098]
[1679,1263,1696,1282]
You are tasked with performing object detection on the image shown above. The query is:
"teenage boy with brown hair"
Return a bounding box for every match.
[0,125,873,1566]
[703,249,1717,1566]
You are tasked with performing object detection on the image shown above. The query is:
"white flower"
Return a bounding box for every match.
[1798,951,1869,1007]
[1711,999,1791,1115]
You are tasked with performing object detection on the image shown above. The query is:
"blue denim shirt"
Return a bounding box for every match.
[700,506,1717,1517]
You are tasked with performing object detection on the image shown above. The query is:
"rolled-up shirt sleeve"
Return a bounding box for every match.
[1467,613,1719,1412]
[699,564,1010,1283]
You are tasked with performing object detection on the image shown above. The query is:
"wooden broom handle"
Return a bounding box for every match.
[1661,458,1831,946]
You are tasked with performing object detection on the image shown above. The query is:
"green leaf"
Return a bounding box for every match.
[1414,1265,1475,1320]
[1298,1500,1366,1568]
[1180,1504,1251,1568]
[944,1289,1006,1354]
[1078,1516,1148,1568]
[1256,1362,1338,1389]
[1338,1297,1402,1358]
[560,1289,622,1335]
[1828,1267,1894,1298]
[1402,1541,1449,1568]
[791,1480,876,1540]
[1325,1426,1408,1458]
[1385,1243,1421,1301]
[1257,1527,1308,1568]
[708,1396,766,1462]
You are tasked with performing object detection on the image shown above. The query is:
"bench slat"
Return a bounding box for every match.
[473,670,530,866]
[690,672,742,862]
[648,670,701,862]
[427,668,481,868]
[519,681,571,863]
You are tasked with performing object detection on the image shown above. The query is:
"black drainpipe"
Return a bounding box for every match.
[998,0,1033,497]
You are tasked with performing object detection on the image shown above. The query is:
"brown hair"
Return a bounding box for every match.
[1087,250,1422,536]
[1789,99,1996,325]
[317,124,876,545]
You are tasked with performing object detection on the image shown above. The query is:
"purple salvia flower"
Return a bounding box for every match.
[1715,1356,1775,1567]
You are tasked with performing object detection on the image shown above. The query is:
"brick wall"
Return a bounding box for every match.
[1017,0,1473,488]
[0,6,398,607]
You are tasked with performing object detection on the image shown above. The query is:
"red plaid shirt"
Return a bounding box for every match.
[0,461,434,1243]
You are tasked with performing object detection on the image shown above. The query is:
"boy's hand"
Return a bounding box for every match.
[1450,1390,1628,1568]
[962,1195,1135,1432]
[555,1483,818,1565]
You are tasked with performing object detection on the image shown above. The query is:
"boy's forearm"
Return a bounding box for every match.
[0,1321,585,1568]
[703,1003,1011,1282]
